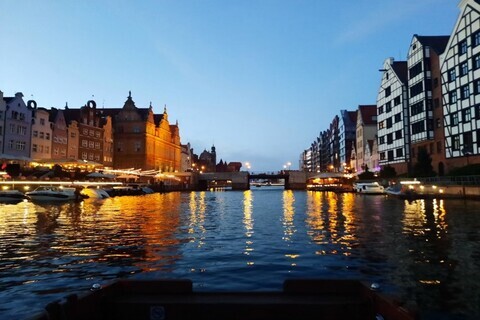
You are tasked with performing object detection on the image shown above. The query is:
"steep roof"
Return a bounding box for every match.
[348,111,357,123]
[358,105,377,125]
[415,35,450,55]
[391,61,408,83]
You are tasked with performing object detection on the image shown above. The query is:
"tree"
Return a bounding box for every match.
[413,147,436,177]
[379,165,397,179]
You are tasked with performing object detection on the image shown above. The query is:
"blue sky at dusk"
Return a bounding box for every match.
[0,0,458,172]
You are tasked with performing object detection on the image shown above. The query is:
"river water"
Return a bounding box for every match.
[0,187,479,319]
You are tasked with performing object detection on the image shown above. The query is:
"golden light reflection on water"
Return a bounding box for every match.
[243,190,254,264]
[282,190,295,242]
[402,199,449,240]
[306,191,325,244]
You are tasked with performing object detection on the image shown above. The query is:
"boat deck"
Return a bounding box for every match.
[30,279,416,320]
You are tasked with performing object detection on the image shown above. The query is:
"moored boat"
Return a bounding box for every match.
[25,186,81,202]
[0,189,27,203]
[354,182,385,194]
[28,279,417,320]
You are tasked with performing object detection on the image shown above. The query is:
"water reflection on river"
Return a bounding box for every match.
[0,189,479,319]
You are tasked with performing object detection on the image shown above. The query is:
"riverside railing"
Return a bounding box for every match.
[416,175,480,186]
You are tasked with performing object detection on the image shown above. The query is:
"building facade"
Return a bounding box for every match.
[355,105,378,173]
[377,58,411,175]
[2,92,32,160]
[50,107,69,160]
[407,35,449,175]
[111,93,181,171]
[441,0,480,169]
[338,110,357,172]
[31,105,52,161]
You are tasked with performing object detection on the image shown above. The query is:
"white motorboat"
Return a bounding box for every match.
[0,190,27,203]
[81,187,110,199]
[25,186,79,201]
[354,182,385,194]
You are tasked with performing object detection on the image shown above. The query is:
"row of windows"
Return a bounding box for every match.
[9,124,28,135]
[81,152,101,162]
[53,136,68,144]
[378,113,402,130]
[409,61,423,79]
[7,140,27,150]
[379,148,404,161]
[32,144,50,153]
[32,130,50,140]
[449,80,480,103]
[450,130,480,152]
[378,130,403,145]
[81,128,101,138]
[448,55,480,83]
[450,104,480,125]
[81,139,101,149]
[11,111,26,121]
[457,31,480,56]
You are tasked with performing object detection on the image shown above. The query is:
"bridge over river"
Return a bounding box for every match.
[197,171,317,190]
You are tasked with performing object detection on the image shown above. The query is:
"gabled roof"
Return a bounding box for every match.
[3,97,15,103]
[348,111,357,123]
[391,61,408,83]
[358,105,377,125]
[415,35,450,55]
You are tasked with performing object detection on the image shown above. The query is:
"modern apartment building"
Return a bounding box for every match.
[407,35,449,175]
[377,58,410,175]
[441,0,480,169]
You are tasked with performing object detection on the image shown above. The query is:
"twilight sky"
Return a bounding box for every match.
[0,0,458,172]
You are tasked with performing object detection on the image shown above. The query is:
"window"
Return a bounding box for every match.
[133,126,141,133]
[39,132,44,139]
[412,121,425,134]
[462,108,471,122]
[474,54,480,70]
[16,141,26,150]
[40,118,45,125]
[461,85,470,99]
[45,133,50,140]
[451,112,459,126]
[458,40,467,55]
[32,144,38,152]
[54,147,59,155]
[95,142,100,149]
[83,128,88,135]
[476,104,480,119]
[475,80,480,94]
[396,148,403,157]
[436,118,442,128]
[387,133,393,144]
[379,136,385,144]
[82,152,88,159]
[395,130,402,139]
[385,86,391,97]
[378,121,385,130]
[95,131,100,138]
[449,91,457,104]
[409,62,422,79]
[394,96,401,106]
[472,31,480,48]
[410,101,424,116]
[464,132,473,153]
[9,123,15,133]
[82,139,88,147]
[70,132,76,138]
[378,106,384,114]
[386,117,392,128]
[385,101,392,113]
[394,113,401,123]
[410,82,423,98]
[388,150,394,161]
[8,140,13,149]
[89,130,94,136]
[460,61,468,76]
[452,134,460,151]
[448,68,456,82]
[380,152,385,160]
[89,141,94,148]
